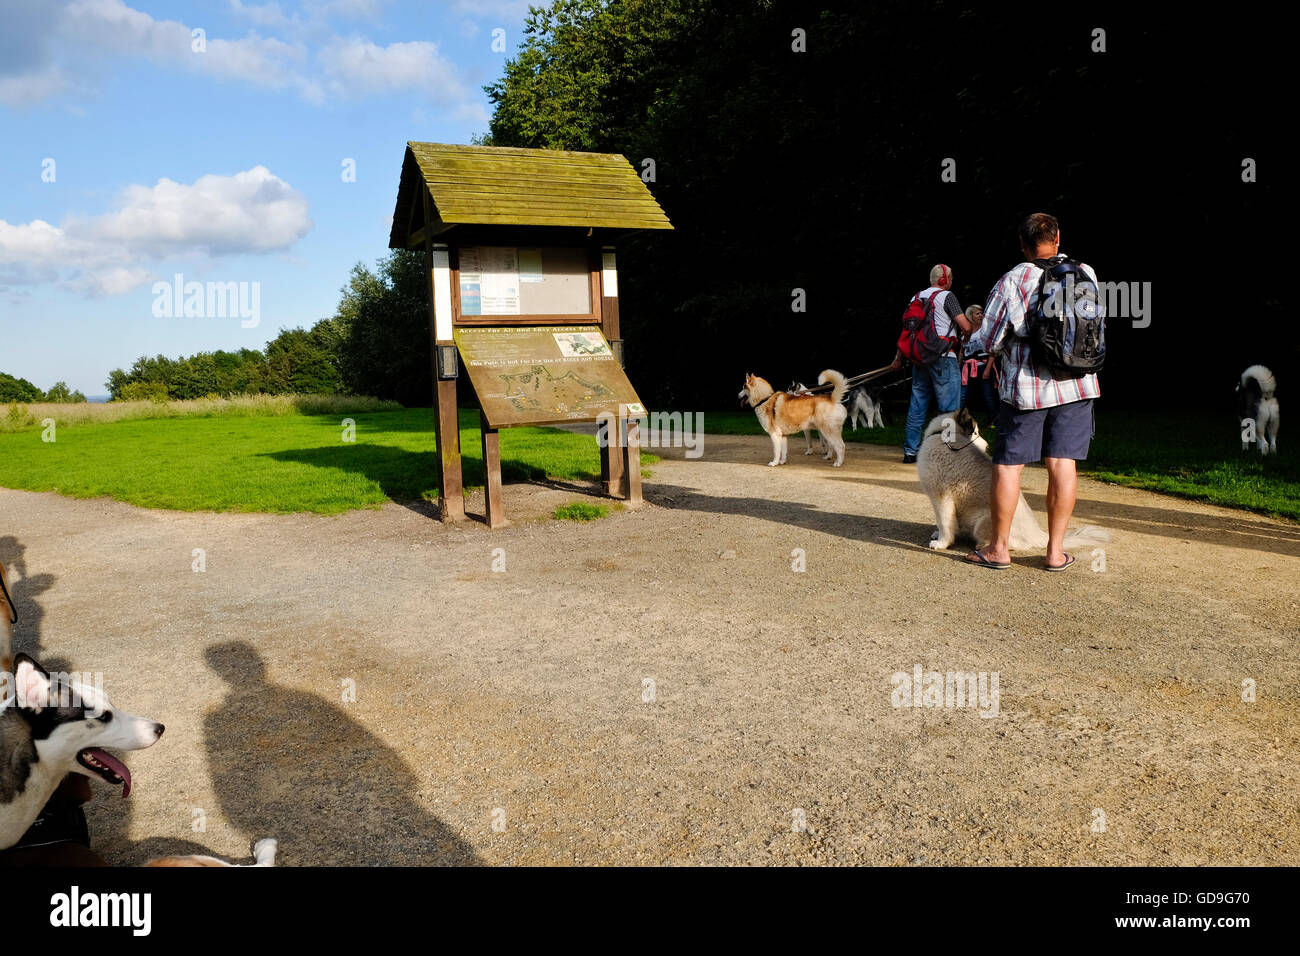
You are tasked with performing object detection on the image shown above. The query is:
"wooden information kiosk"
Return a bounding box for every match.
[388,142,672,527]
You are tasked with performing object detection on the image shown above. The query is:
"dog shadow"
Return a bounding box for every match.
[0,536,68,673]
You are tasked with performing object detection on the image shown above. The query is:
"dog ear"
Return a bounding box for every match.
[13,653,51,711]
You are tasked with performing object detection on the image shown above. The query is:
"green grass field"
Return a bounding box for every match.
[704,409,1300,521]
[0,408,657,515]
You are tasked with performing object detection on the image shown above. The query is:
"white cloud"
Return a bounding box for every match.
[0,64,72,107]
[61,0,316,95]
[319,38,463,98]
[85,166,313,255]
[0,0,480,114]
[0,167,312,297]
[72,267,156,297]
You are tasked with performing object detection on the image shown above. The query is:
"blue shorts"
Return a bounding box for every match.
[991,399,1094,465]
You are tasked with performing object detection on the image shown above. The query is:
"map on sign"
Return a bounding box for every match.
[454,325,644,427]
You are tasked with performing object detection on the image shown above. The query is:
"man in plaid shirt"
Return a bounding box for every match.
[966,213,1099,572]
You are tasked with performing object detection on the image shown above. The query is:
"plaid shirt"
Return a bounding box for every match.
[983,258,1101,409]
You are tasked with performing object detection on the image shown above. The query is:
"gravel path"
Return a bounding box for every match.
[1,434,1297,865]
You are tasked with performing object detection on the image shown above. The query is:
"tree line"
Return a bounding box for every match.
[103,253,431,405]
[0,372,87,404]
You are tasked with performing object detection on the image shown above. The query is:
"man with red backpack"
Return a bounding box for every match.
[890,264,975,463]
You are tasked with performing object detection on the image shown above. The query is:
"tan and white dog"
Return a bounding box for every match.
[916,410,1109,551]
[740,370,849,466]
[0,559,275,866]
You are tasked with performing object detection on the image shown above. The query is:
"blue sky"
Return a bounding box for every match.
[0,0,533,395]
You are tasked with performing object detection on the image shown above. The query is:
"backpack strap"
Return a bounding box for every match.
[926,289,959,352]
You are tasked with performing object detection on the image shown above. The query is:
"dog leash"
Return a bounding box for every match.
[799,365,899,396]
[942,420,982,452]
[1,570,15,624]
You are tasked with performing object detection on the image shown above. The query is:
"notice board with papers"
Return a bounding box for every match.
[454,245,596,321]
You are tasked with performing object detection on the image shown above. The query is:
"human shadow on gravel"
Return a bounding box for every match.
[197,641,481,866]
[645,483,935,550]
[0,535,67,672]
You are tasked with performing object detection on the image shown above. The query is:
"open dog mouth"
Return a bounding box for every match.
[77,748,132,798]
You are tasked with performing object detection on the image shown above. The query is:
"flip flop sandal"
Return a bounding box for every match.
[965,549,1010,570]
[1045,554,1076,572]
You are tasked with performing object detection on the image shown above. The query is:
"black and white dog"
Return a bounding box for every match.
[1237,365,1280,455]
[845,385,885,430]
[0,654,166,851]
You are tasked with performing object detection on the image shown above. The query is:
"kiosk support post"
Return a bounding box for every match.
[480,411,506,529]
[622,415,643,505]
[601,415,624,497]
[599,246,626,497]
[426,230,465,522]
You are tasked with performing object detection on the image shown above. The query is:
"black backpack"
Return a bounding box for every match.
[1028,256,1106,377]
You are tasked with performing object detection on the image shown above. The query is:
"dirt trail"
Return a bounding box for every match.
[1,434,1297,865]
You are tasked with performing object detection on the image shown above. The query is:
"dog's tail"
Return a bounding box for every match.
[1062,526,1110,550]
[1242,365,1277,400]
[819,369,847,404]
[1010,504,1110,553]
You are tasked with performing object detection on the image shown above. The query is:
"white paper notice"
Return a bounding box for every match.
[601,251,618,298]
[479,246,521,315]
[431,246,453,339]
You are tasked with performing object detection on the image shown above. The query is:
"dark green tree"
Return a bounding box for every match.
[330,250,431,406]
[0,372,43,403]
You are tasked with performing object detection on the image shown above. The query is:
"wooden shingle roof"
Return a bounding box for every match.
[389,142,672,248]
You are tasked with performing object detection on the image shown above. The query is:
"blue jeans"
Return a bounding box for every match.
[904,355,959,457]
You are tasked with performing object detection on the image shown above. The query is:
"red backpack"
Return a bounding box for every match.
[897,291,953,365]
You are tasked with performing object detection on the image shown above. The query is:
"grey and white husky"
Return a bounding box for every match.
[0,559,275,865]
[846,385,885,430]
[915,409,1109,551]
[1237,365,1280,455]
